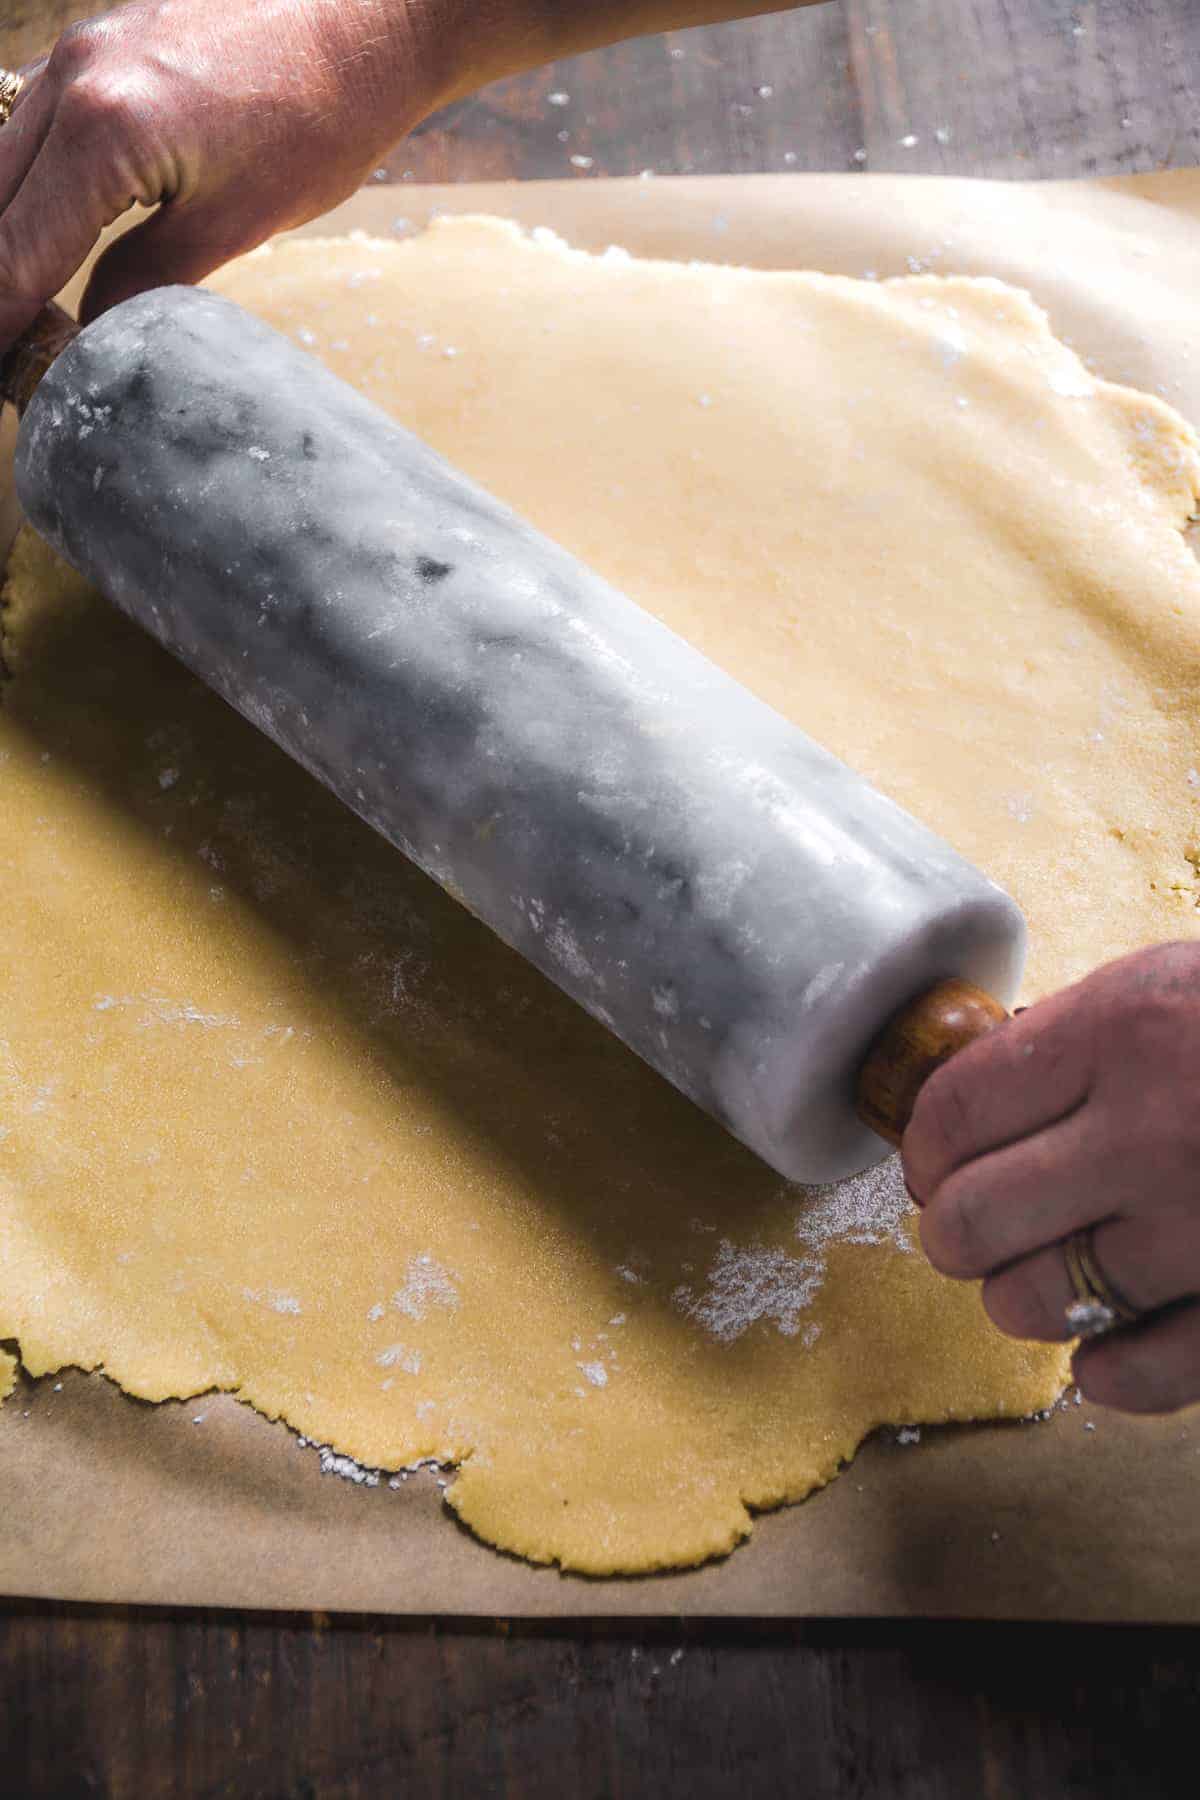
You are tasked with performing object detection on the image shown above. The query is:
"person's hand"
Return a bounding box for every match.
[0,0,445,348]
[0,0,802,352]
[903,941,1200,1414]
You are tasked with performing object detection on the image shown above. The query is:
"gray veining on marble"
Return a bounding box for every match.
[17,286,1025,1180]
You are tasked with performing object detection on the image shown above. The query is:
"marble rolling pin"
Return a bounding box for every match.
[2,290,1025,1183]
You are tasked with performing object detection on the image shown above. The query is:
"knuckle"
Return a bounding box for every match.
[56,71,128,139]
[53,69,158,189]
[49,16,111,80]
[1102,942,1200,1044]
[1142,939,1200,992]
[1017,1023,1085,1107]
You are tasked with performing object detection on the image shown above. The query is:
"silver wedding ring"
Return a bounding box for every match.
[1063,1225,1141,1339]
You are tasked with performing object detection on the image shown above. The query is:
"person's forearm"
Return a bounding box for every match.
[373,1,810,115]
[0,0,815,345]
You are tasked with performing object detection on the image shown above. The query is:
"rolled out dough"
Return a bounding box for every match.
[3,218,1198,1574]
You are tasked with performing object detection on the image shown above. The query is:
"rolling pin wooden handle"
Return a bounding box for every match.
[856,978,1009,1148]
[0,302,79,415]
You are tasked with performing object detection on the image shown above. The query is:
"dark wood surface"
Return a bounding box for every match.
[2,1609,1198,1798]
[4,2,1200,1796]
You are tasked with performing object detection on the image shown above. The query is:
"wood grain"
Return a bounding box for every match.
[4,1605,1200,1798]
[3,3,1200,1796]
[857,980,1009,1149]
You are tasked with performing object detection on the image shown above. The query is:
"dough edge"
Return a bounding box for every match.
[6,212,1189,1574]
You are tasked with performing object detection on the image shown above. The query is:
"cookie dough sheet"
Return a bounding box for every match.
[3,172,1200,1610]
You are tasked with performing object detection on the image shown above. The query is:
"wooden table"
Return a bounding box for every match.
[4,3,1200,1795]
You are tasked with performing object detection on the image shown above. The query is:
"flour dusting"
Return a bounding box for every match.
[673,1242,823,1343]
[796,1156,913,1252]
[94,992,241,1030]
[243,1286,303,1315]
[297,1434,450,1489]
[392,1252,458,1319]
[313,1444,381,1485]
[674,1156,914,1346]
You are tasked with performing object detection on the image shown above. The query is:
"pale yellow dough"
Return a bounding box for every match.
[4,217,1200,1574]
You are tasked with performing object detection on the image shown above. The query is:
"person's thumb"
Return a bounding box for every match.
[79,199,258,322]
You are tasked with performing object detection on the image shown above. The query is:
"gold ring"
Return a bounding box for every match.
[0,69,24,126]
[1063,1226,1140,1339]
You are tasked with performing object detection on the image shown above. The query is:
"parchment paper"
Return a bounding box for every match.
[3,172,1199,1619]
